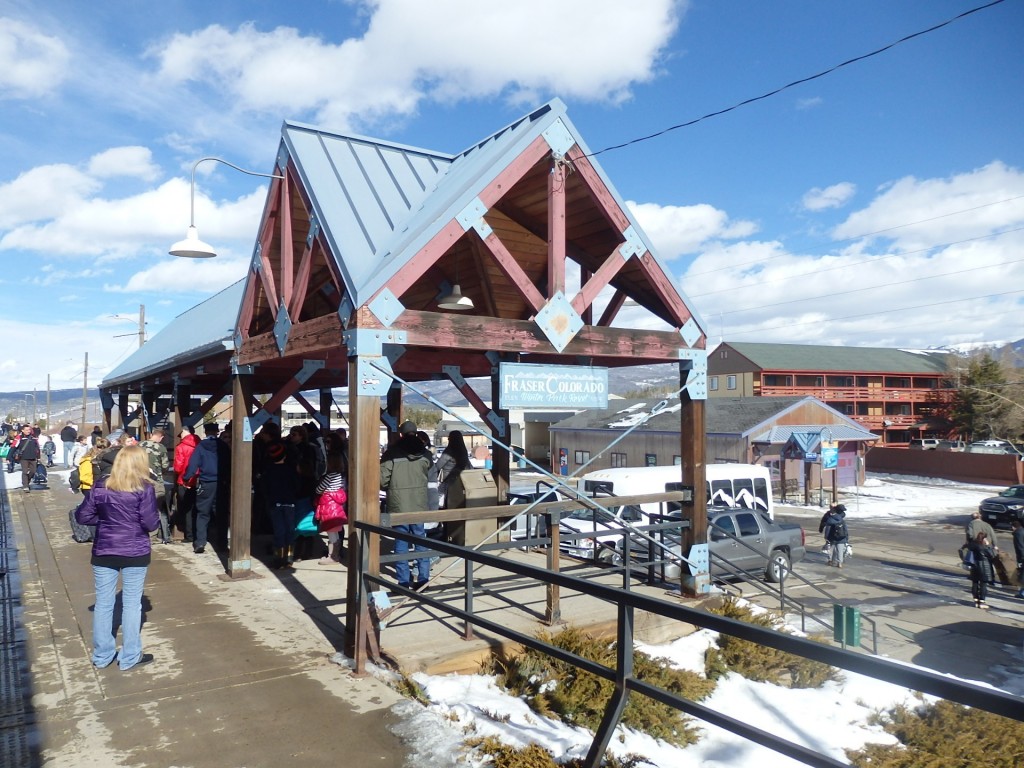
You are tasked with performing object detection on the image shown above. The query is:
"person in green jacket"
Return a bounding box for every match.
[380,420,433,590]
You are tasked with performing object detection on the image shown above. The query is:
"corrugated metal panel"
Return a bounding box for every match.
[726,342,951,374]
[750,424,879,444]
[101,280,244,387]
[283,126,454,301]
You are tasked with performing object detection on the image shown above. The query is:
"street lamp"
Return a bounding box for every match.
[169,157,285,259]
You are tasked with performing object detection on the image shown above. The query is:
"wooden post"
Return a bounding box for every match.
[345,355,384,662]
[226,372,254,579]
[490,361,510,505]
[679,362,707,597]
[319,388,333,431]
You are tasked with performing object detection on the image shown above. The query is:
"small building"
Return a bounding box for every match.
[707,342,954,446]
[549,395,877,492]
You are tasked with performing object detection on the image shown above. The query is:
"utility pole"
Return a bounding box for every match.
[138,303,145,348]
[46,375,51,430]
[81,352,88,428]
[32,387,37,425]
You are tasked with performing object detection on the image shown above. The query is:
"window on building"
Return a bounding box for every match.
[574,450,590,465]
[673,455,682,465]
[727,375,737,390]
[611,452,627,468]
[644,453,657,466]
[709,376,719,391]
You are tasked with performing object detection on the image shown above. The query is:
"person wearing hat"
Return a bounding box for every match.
[183,422,230,554]
[380,420,434,590]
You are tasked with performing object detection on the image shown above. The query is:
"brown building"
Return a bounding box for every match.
[706,342,955,446]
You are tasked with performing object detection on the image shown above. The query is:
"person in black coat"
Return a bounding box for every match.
[967,531,997,609]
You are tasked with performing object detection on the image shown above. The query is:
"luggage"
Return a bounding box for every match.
[69,507,96,544]
[994,551,1019,586]
[33,463,48,486]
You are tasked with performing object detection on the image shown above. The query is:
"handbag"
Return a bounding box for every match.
[0,445,8,459]
[315,488,348,533]
[293,497,318,537]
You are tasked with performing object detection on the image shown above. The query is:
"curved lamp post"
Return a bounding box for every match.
[169,157,285,258]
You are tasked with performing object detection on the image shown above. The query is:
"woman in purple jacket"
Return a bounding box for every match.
[76,445,161,670]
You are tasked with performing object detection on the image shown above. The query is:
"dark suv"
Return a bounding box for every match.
[978,485,1024,528]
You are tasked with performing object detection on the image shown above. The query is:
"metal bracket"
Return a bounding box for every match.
[273,303,292,355]
[441,364,467,389]
[343,328,408,357]
[619,225,645,260]
[367,288,405,327]
[456,197,493,239]
[678,349,708,400]
[306,215,320,248]
[534,291,583,353]
[355,356,394,397]
[680,317,702,348]
[485,410,508,435]
[276,145,290,171]
[295,359,326,386]
[683,543,711,594]
[252,242,263,270]
[337,295,354,330]
[542,118,576,156]
[231,358,254,376]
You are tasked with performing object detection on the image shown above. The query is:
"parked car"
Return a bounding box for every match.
[908,438,940,450]
[967,440,1018,455]
[611,506,805,584]
[978,484,1024,528]
[935,439,966,452]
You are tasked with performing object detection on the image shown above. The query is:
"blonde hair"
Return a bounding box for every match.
[106,445,154,492]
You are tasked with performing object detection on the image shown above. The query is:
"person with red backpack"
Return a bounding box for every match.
[173,428,199,543]
[13,424,41,493]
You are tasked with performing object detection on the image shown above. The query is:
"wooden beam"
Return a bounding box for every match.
[227,373,254,579]
[287,235,316,321]
[379,218,465,300]
[256,179,282,320]
[548,158,566,296]
[572,243,627,317]
[280,177,294,308]
[478,135,551,208]
[355,307,685,361]
[566,145,630,232]
[637,251,696,330]
[480,230,546,313]
[237,313,343,364]
[597,290,627,327]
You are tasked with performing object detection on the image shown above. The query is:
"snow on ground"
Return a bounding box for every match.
[385,473,1020,767]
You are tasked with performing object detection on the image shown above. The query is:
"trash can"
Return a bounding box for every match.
[447,469,499,546]
[833,604,860,647]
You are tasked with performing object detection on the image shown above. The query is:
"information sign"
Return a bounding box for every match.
[498,362,608,408]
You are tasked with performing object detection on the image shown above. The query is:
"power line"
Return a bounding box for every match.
[588,0,1008,158]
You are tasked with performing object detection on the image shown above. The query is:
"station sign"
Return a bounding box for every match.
[821,441,839,470]
[498,362,608,409]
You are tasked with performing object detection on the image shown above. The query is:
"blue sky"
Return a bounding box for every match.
[1,0,1022,392]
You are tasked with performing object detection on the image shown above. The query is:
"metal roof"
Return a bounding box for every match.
[721,342,951,374]
[550,395,861,437]
[282,98,699,325]
[750,424,879,445]
[101,280,243,388]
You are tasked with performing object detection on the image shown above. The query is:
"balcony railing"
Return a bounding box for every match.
[759,385,953,403]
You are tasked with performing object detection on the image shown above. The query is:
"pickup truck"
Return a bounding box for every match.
[619,506,805,584]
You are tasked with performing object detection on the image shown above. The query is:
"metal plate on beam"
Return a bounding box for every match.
[355,356,394,397]
[534,291,583,353]
[680,317,702,348]
[679,348,708,399]
[619,225,645,260]
[542,118,576,157]
[456,197,493,239]
[368,288,405,327]
[274,304,291,355]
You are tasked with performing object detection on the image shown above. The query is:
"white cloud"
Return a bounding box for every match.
[148,0,684,129]
[628,201,757,259]
[0,18,71,99]
[88,147,161,182]
[0,164,98,228]
[0,178,267,258]
[832,161,1024,249]
[802,182,856,211]
[796,96,823,110]
[112,254,248,294]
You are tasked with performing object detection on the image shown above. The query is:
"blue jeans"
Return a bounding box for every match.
[63,441,74,466]
[394,524,430,586]
[91,564,149,670]
[271,503,297,549]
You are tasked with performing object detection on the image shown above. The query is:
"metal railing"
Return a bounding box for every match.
[356,521,1022,768]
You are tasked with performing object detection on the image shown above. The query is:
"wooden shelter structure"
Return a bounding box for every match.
[100,99,710,658]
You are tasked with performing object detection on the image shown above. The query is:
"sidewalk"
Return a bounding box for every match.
[3,469,409,768]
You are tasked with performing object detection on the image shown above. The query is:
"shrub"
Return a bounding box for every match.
[467,736,650,768]
[481,626,715,747]
[847,699,1024,768]
[704,597,841,689]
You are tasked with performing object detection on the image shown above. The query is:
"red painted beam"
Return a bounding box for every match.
[481,230,546,313]
[548,159,566,296]
[572,243,627,317]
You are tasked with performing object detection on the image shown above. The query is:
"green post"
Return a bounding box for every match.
[833,605,860,648]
